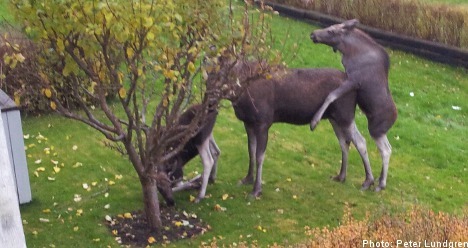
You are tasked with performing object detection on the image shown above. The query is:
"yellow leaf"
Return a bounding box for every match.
[76,209,83,216]
[73,226,79,232]
[189,195,196,202]
[143,17,153,28]
[112,230,118,236]
[187,61,196,74]
[50,101,57,110]
[44,88,52,98]
[14,94,20,106]
[222,194,229,200]
[126,47,134,58]
[214,204,226,212]
[53,167,61,173]
[118,88,126,98]
[42,209,51,213]
[147,31,155,41]
[174,221,182,227]
[148,236,156,244]
[36,167,45,172]
[108,180,116,186]
[123,213,133,219]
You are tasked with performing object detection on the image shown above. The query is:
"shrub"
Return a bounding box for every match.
[0,26,109,114]
[268,0,468,49]
[304,204,468,248]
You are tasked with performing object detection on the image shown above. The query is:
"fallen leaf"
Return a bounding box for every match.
[112,230,118,236]
[42,209,51,213]
[72,145,78,151]
[214,204,226,212]
[72,162,83,168]
[47,177,55,181]
[104,204,110,209]
[74,194,82,202]
[51,160,59,165]
[189,195,196,202]
[53,167,60,173]
[36,167,45,172]
[39,218,50,223]
[108,180,116,186]
[76,209,83,216]
[105,215,113,222]
[222,194,229,200]
[73,226,79,232]
[35,159,42,164]
[148,236,156,244]
[82,183,89,190]
[123,213,133,219]
[174,221,183,227]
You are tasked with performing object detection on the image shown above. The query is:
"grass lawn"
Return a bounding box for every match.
[4,3,467,248]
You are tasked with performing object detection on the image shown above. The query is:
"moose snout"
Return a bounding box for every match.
[310,32,319,43]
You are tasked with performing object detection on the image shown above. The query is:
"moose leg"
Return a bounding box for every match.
[195,138,215,203]
[373,135,392,192]
[240,124,257,185]
[252,124,269,197]
[208,134,221,184]
[348,122,374,190]
[329,120,351,182]
[310,81,357,131]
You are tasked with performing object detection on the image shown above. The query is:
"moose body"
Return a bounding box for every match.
[157,104,220,205]
[310,19,398,191]
[232,68,373,197]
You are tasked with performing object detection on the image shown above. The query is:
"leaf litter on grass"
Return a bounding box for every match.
[105,207,209,246]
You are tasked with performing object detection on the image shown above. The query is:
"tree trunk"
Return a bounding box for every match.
[140,176,162,231]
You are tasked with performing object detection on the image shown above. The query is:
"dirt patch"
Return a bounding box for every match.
[105,207,209,246]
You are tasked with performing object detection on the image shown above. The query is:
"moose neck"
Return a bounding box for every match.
[338,29,389,74]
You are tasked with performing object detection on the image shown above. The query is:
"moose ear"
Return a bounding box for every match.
[343,19,359,30]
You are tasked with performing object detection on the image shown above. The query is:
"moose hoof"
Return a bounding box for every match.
[249,190,262,199]
[310,119,319,131]
[360,179,374,191]
[375,184,386,192]
[332,175,346,183]
[239,177,254,185]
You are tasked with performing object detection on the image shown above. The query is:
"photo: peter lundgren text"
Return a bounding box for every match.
[362,240,468,248]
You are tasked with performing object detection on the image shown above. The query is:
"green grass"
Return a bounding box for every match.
[11,5,468,248]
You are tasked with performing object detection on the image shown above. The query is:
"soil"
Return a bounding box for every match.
[105,206,210,246]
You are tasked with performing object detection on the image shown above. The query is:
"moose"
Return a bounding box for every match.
[156,104,220,206]
[310,19,398,191]
[227,66,373,197]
